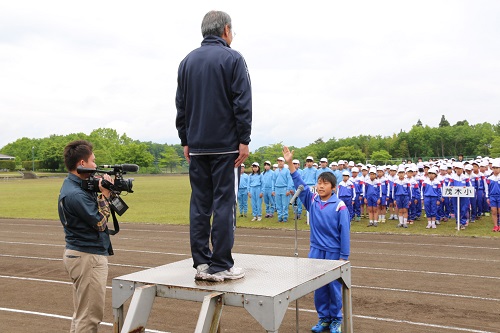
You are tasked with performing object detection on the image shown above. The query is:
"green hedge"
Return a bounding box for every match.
[0,160,16,171]
[21,160,42,171]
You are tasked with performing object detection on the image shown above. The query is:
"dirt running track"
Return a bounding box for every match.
[0,218,499,333]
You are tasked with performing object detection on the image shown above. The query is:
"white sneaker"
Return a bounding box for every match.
[194,264,210,280]
[205,267,245,282]
[432,224,437,229]
[257,217,262,221]
[426,223,431,229]
[251,217,257,221]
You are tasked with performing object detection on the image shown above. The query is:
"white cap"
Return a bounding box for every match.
[492,159,500,168]
[313,163,318,167]
[342,170,350,176]
[306,156,314,161]
[480,161,488,167]
[331,161,338,166]
[417,162,424,169]
[361,165,368,171]
[389,165,397,171]
[264,160,271,165]
[252,162,260,167]
[348,161,354,167]
[277,157,285,161]
[351,167,359,173]
[428,167,438,174]
[241,163,245,167]
[376,166,384,171]
[464,164,473,171]
[369,167,376,174]
[273,163,278,168]
[338,160,345,164]
[453,162,464,169]
[292,159,300,164]
[320,158,328,163]
[397,166,405,173]
[477,155,482,159]
[440,164,448,171]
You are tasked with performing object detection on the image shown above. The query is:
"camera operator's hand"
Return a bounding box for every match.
[99,174,114,199]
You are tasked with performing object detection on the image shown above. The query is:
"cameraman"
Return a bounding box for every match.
[58,140,114,333]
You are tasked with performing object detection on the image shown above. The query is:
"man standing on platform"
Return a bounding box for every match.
[176,10,252,282]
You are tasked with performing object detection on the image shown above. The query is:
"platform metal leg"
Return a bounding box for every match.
[113,306,124,333]
[340,262,353,333]
[121,284,157,333]
[195,292,224,333]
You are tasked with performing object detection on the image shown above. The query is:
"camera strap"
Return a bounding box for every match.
[107,209,120,235]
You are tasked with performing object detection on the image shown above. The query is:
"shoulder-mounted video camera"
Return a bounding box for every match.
[77,164,139,216]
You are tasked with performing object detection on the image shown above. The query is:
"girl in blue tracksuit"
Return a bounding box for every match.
[261,161,275,218]
[363,168,382,227]
[391,168,412,228]
[350,168,363,221]
[422,168,442,229]
[449,163,472,229]
[486,161,500,231]
[283,146,350,333]
[238,165,249,217]
[272,157,294,222]
[248,162,263,221]
[338,171,356,221]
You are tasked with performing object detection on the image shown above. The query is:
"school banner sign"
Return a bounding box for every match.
[441,186,475,231]
[442,186,475,198]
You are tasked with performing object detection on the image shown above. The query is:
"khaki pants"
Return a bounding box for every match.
[63,249,108,333]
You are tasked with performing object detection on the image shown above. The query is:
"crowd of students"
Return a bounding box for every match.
[238,155,500,232]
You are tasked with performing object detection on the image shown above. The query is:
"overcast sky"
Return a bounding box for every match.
[1,1,499,151]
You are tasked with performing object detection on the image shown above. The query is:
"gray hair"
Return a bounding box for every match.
[201,11,231,38]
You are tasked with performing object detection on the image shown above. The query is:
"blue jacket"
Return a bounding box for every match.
[58,173,112,256]
[176,36,252,153]
[302,167,317,186]
[261,170,274,190]
[291,171,350,259]
[239,173,249,191]
[272,167,293,191]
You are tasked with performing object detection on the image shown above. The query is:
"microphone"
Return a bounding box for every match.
[76,166,97,174]
[99,164,139,172]
[289,185,304,205]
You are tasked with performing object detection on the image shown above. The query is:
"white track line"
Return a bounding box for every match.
[354,266,500,280]
[0,307,169,333]
[2,251,500,281]
[352,285,500,302]
[2,275,496,333]
[2,240,497,264]
[293,307,497,333]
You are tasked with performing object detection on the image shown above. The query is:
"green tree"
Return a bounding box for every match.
[116,142,154,168]
[371,150,392,164]
[160,145,183,172]
[439,115,450,127]
[327,146,365,164]
[489,136,500,158]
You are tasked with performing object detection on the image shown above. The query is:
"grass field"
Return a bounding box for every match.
[0,173,498,237]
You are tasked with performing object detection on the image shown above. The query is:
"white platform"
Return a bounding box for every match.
[112,253,352,333]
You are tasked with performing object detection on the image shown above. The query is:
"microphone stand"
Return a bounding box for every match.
[290,197,300,333]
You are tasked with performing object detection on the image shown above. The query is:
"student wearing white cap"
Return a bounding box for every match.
[486,159,500,231]
[248,162,263,221]
[292,159,304,219]
[422,167,442,229]
[262,161,275,218]
[316,158,335,182]
[237,164,249,217]
[391,166,412,228]
[449,162,472,229]
[364,167,381,227]
[350,167,363,222]
[338,171,356,221]
[272,157,293,222]
[302,156,318,224]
